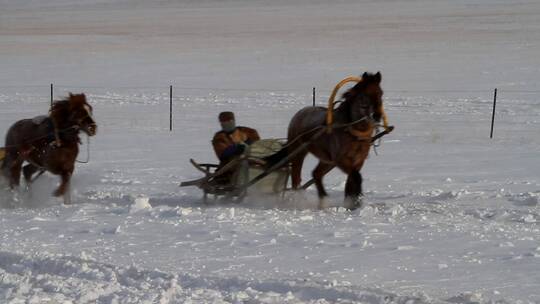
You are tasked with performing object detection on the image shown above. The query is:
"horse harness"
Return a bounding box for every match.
[330,111,378,142]
[346,117,377,141]
[7,116,82,170]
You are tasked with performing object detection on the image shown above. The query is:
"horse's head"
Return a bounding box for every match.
[341,72,383,123]
[67,93,97,136]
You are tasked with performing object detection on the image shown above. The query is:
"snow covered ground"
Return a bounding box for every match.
[1,0,540,303]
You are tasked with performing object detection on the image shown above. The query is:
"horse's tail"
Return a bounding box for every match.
[263,146,289,168]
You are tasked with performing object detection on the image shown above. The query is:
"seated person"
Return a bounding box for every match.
[212,111,260,165]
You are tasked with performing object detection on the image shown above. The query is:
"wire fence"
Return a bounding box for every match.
[0,84,539,140]
[3,84,533,93]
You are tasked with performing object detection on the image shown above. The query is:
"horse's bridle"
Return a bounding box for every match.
[347,97,378,141]
[68,107,97,136]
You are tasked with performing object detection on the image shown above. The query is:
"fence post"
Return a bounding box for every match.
[312,87,316,106]
[490,88,497,139]
[50,83,53,108]
[169,85,173,131]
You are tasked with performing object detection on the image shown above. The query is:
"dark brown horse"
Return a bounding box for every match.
[287,72,387,209]
[1,93,97,204]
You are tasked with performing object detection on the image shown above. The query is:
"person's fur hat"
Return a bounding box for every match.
[218,111,235,122]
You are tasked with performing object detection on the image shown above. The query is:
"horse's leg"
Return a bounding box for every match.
[23,164,40,188]
[290,149,308,190]
[312,161,333,209]
[0,154,12,186]
[8,157,23,190]
[54,171,72,204]
[344,170,363,210]
[2,155,23,203]
[64,178,72,205]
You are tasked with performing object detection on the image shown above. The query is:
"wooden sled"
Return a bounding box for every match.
[180,139,290,203]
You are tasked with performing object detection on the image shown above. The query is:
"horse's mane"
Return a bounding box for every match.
[50,98,70,113]
[335,78,366,120]
[49,93,87,126]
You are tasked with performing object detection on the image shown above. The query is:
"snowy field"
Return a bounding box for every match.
[1,0,540,303]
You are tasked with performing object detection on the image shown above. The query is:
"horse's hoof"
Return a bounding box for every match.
[11,191,20,203]
[347,204,360,211]
[318,198,330,209]
[344,197,363,211]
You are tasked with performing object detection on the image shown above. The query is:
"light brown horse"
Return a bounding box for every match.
[1,93,97,204]
[287,72,386,209]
